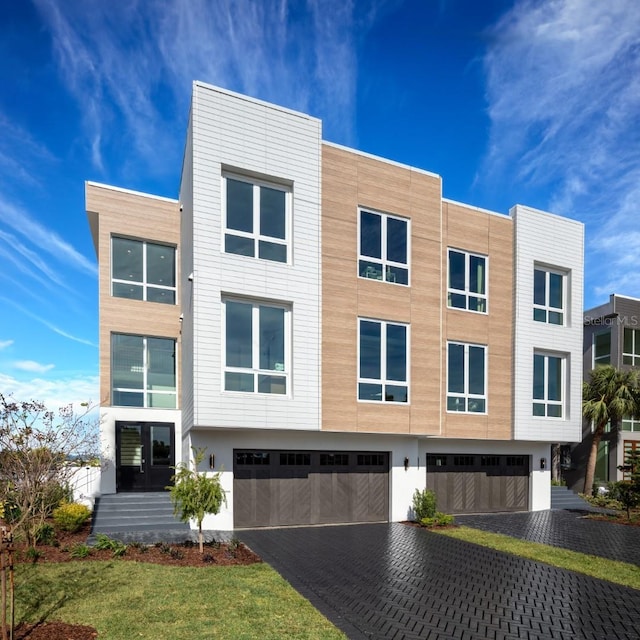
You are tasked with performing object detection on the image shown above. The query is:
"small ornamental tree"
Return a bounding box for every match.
[169,447,227,553]
[0,394,98,547]
[614,448,640,520]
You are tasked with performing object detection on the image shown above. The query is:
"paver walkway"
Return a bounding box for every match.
[456,510,640,565]
[239,522,640,640]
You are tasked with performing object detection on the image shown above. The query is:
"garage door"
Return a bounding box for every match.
[426,454,529,514]
[233,450,389,528]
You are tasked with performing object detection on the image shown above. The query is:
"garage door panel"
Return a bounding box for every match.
[234,450,389,528]
[427,454,530,515]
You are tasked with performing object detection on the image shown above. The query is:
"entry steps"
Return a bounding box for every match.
[90,491,189,536]
[550,485,597,511]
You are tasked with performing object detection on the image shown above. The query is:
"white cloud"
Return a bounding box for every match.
[0,372,99,412]
[13,360,55,374]
[482,0,640,304]
[33,0,396,173]
[0,340,13,350]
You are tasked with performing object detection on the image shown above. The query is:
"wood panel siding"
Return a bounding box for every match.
[322,144,443,435]
[86,183,181,407]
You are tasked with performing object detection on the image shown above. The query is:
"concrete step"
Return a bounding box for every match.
[550,486,594,510]
[91,492,189,536]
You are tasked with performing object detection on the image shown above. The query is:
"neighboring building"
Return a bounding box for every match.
[86,82,585,530]
[566,294,640,491]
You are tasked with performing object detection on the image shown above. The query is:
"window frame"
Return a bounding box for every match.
[623,328,640,366]
[222,173,291,264]
[447,248,488,314]
[357,208,410,286]
[446,341,488,414]
[111,333,177,408]
[533,266,566,325]
[532,351,565,418]
[357,318,409,403]
[111,237,177,305]
[222,297,291,396]
[592,330,612,367]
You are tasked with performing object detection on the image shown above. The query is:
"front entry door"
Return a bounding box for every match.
[116,422,175,491]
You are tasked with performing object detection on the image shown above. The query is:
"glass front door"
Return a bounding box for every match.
[116,422,175,491]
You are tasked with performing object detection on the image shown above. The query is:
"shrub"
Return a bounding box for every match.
[25,547,42,564]
[420,512,455,528]
[94,533,127,557]
[52,502,92,532]
[412,488,437,521]
[35,523,56,546]
[70,544,91,558]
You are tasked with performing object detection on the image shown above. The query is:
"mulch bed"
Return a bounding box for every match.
[6,523,261,639]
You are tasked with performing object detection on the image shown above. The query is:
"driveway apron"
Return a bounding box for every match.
[238,522,640,640]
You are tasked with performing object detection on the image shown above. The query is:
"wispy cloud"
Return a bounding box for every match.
[0,340,13,350]
[0,372,99,410]
[481,0,640,304]
[0,297,97,348]
[33,0,395,175]
[14,360,55,374]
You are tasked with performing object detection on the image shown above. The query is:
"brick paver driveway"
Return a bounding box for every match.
[239,522,640,640]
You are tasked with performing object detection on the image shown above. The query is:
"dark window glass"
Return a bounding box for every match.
[533,354,545,400]
[387,217,407,264]
[260,186,286,239]
[447,344,465,394]
[357,454,385,466]
[359,321,381,380]
[320,454,349,466]
[468,346,485,395]
[427,455,447,466]
[280,453,311,466]
[259,306,285,371]
[226,301,253,368]
[236,452,270,465]
[226,179,253,232]
[533,269,546,306]
[386,324,407,382]
[360,212,382,259]
[147,243,175,287]
[454,456,475,466]
[448,251,465,292]
[112,238,143,282]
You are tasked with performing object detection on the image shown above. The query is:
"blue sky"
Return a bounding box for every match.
[1,0,639,408]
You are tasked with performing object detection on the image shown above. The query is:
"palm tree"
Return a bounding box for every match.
[582,365,639,494]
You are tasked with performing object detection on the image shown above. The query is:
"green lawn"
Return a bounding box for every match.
[433,526,640,590]
[14,561,347,640]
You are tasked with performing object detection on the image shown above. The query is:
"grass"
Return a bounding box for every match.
[14,561,347,639]
[433,526,640,590]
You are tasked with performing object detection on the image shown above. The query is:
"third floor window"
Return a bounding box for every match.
[533,267,565,325]
[448,249,487,313]
[358,210,409,285]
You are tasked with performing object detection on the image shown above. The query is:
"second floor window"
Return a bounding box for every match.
[112,238,176,304]
[448,249,487,313]
[359,210,409,285]
[358,319,408,402]
[447,342,486,413]
[224,176,289,263]
[623,328,640,366]
[533,267,565,325]
[533,353,564,418]
[111,334,176,408]
[224,299,289,395]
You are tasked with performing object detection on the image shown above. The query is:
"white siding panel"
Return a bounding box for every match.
[512,206,584,443]
[187,82,322,432]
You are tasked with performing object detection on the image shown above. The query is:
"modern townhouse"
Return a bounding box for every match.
[86,82,584,530]
[566,294,640,491]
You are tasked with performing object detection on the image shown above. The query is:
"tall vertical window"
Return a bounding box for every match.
[224,175,289,263]
[111,238,176,304]
[623,328,640,365]
[533,353,564,417]
[593,331,611,367]
[358,210,409,285]
[533,267,565,324]
[358,319,408,402]
[447,342,486,413]
[111,335,176,408]
[224,299,289,394]
[447,249,487,313]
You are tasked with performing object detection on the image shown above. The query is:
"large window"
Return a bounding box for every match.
[358,210,409,285]
[533,353,564,417]
[593,331,611,367]
[623,328,640,366]
[447,249,487,313]
[224,175,289,263]
[111,238,176,304]
[621,417,640,432]
[111,334,176,408]
[447,342,486,413]
[358,319,408,402]
[533,267,565,325]
[224,299,289,394]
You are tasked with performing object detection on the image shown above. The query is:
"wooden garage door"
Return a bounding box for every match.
[233,450,389,528]
[426,454,529,514]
